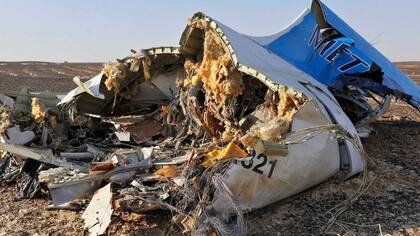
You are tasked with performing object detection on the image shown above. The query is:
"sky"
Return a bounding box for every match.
[0,0,419,62]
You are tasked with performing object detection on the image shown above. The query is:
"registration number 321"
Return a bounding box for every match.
[237,154,278,178]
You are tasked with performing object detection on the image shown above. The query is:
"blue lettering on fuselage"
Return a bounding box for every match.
[308,25,370,73]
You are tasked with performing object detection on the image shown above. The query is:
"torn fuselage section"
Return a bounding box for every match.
[181,17,347,213]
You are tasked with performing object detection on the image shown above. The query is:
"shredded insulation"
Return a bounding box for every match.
[0,105,11,134]
[142,57,152,80]
[31,97,48,123]
[184,31,243,104]
[187,18,209,30]
[103,62,128,92]
[203,142,248,168]
[240,89,305,149]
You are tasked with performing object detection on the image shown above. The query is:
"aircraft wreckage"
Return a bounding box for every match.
[0,1,419,235]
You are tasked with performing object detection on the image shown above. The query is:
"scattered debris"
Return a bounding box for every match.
[154,166,179,178]
[0,1,418,235]
[0,94,14,108]
[4,126,35,145]
[82,183,113,236]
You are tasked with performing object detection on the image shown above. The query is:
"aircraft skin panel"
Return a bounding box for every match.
[248,4,419,105]
[319,2,419,103]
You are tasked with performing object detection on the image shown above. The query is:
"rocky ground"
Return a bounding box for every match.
[0,62,419,235]
[0,61,418,94]
[0,61,101,93]
[397,62,420,84]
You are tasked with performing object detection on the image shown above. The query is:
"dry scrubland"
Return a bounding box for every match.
[0,61,419,235]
